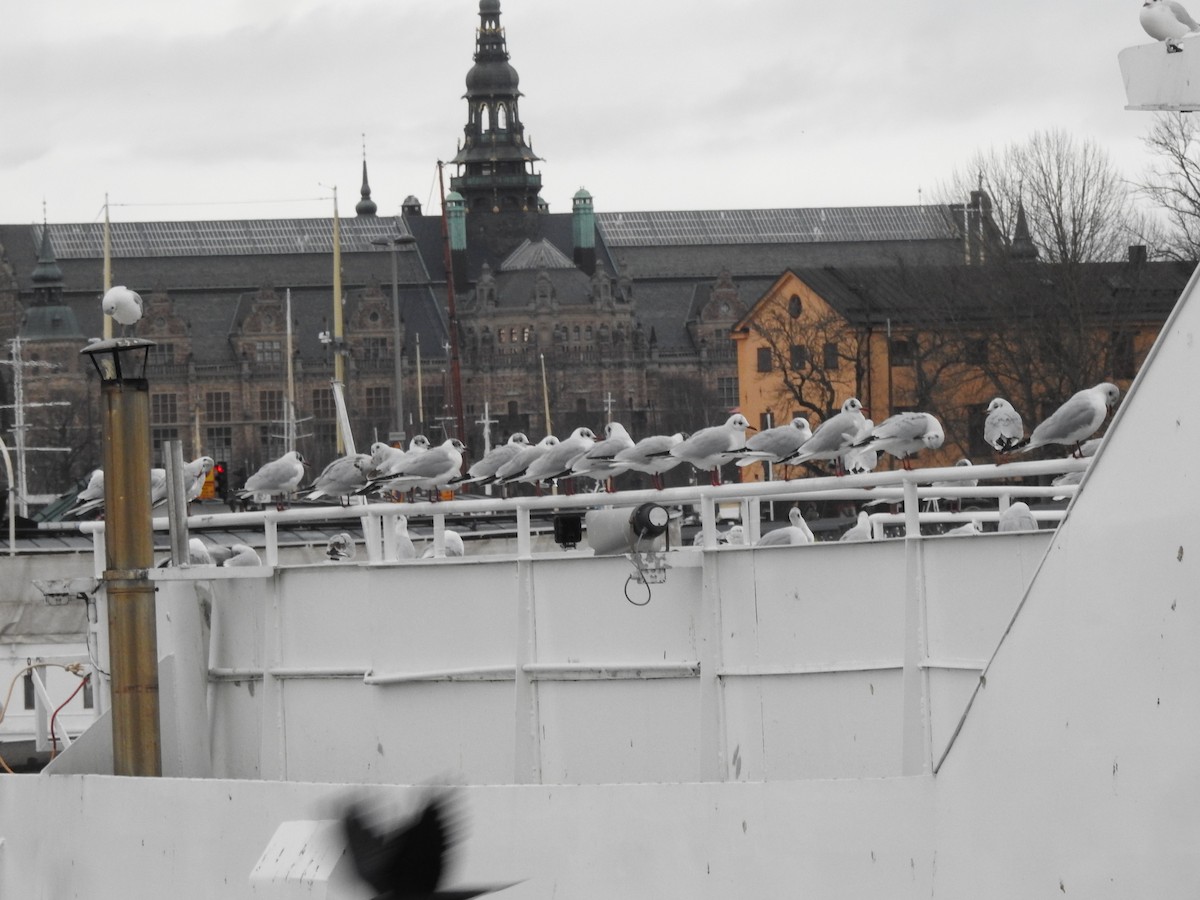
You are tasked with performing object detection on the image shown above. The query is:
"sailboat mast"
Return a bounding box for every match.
[103,195,113,341]
[285,288,297,454]
[328,188,347,454]
[436,162,466,441]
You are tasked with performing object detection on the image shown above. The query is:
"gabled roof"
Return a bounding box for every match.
[501,238,575,271]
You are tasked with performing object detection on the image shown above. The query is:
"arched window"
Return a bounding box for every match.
[496,104,508,130]
[481,104,492,132]
[573,325,581,341]
[585,325,593,342]
[522,326,531,343]
[788,294,802,318]
[510,327,518,343]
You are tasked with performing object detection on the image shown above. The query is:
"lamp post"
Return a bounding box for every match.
[80,336,161,777]
[372,232,417,443]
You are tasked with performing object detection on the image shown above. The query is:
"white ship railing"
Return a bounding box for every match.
[74,455,1091,565]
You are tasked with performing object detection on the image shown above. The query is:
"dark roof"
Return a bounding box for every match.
[766,260,1193,328]
[595,206,961,247]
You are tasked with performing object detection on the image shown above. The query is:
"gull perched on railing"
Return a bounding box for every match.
[571,422,635,490]
[368,438,466,499]
[494,435,559,485]
[781,398,867,474]
[612,432,685,490]
[240,450,307,507]
[520,427,598,491]
[984,398,1025,455]
[1020,383,1119,456]
[667,413,752,485]
[304,453,372,502]
[734,417,812,471]
[458,433,530,485]
[851,411,945,470]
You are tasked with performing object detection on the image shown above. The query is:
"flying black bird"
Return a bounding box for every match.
[342,792,516,900]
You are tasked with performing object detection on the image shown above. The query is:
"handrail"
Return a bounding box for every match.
[74,456,1090,569]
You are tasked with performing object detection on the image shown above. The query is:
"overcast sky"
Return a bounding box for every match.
[0,0,1161,226]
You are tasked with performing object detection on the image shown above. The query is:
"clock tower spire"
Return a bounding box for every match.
[449,0,543,214]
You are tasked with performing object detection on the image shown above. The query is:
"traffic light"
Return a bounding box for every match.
[214,461,228,497]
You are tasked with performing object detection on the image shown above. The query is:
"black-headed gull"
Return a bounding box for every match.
[393,515,417,560]
[984,398,1024,454]
[422,530,465,558]
[1141,0,1200,50]
[68,469,105,517]
[668,413,751,485]
[368,435,429,479]
[735,417,812,468]
[495,435,560,484]
[783,398,867,473]
[613,432,686,490]
[571,422,635,489]
[461,433,530,484]
[76,466,171,516]
[755,506,814,546]
[839,510,873,542]
[521,427,598,487]
[184,456,216,502]
[1020,383,1119,455]
[326,532,357,561]
[852,411,944,469]
[371,438,466,496]
[998,501,1039,533]
[840,417,878,475]
[220,543,263,567]
[305,453,371,502]
[241,450,307,501]
[101,285,143,326]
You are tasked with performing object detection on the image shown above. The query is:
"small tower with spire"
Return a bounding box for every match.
[356,139,378,217]
[22,218,85,346]
[1010,201,1039,261]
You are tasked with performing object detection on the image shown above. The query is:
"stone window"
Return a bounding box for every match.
[206,391,231,423]
[365,386,391,420]
[255,341,282,365]
[150,427,180,466]
[148,342,175,367]
[151,392,179,424]
[717,377,739,410]
[312,388,335,420]
[206,426,233,463]
[361,337,388,362]
[259,390,285,423]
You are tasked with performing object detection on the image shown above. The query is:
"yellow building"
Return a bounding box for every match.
[732,256,1188,480]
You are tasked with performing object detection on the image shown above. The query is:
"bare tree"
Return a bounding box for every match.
[1137,112,1200,260]
[940,128,1160,265]
[747,300,861,426]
